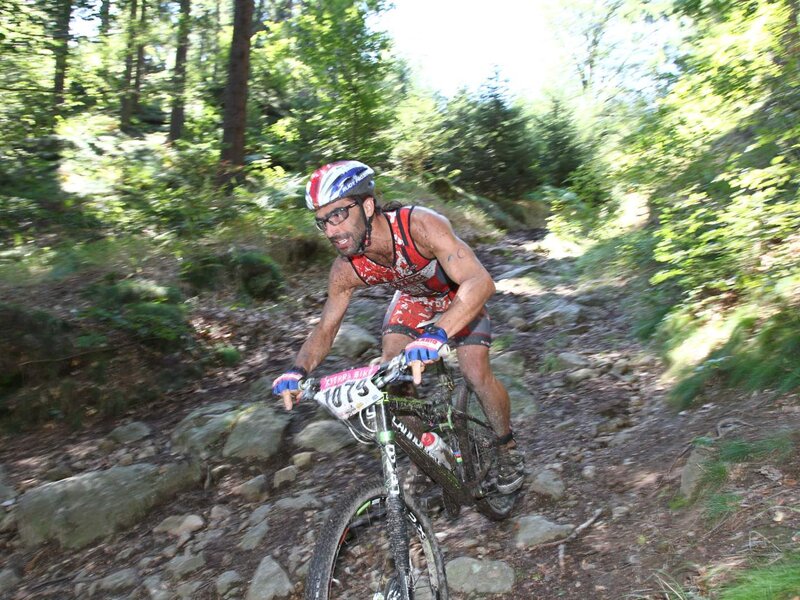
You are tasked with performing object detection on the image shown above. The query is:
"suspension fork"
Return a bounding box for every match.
[375,399,412,600]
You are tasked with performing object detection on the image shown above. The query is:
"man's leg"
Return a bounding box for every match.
[456,344,525,494]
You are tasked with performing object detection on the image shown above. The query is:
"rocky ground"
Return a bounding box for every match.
[1,232,798,600]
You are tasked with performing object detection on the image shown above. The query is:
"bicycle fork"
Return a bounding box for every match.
[374,400,412,600]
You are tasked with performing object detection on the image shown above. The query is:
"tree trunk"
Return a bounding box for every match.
[133,0,147,114]
[168,0,191,142]
[99,0,111,35]
[219,0,254,176]
[120,0,139,130]
[52,0,73,115]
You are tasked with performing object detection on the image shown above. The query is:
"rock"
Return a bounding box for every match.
[217,570,243,595]
[296,421,355,453]
[330,322,378,359]
[445,556,515,594]
[292,452,313,469]
[582,465,597,480]
[555,352,591,369]
[245,557,293,600]
[171,403,241,457]
[530,469,566,499]
[16,460,200,548]
[612,505,630,519]
[1,511,17,533]
[117,453,134,466]
[534,303,584,327]
[143,575,172,600]
[348,298,387,327]
[222,405,291,460]
[497,264,539,280]
[0,568,21,595]
[176,580,203,598]
[515,515,574,547]
[44,464,73,481]
[166,551,206,579]
[109,421,152,444]
[611,359,631,375]
[508,316,530,331]
[274,465,298,488]
[154,514,205,538]
[98,568,139,593]
[239,521,269,550]
[680,445,716,498]
[234,475,269,503]
[248,504,272,525]
[566,368,597,384]
[274,492,321,511]
[491,351,526,378]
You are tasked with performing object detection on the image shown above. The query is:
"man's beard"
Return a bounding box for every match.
[328,226,368,257]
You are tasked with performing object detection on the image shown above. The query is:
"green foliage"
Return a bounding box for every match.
[718,434,794,463]
[532,98,586,188]
[86,279,189,349]
[236,251,285,300]
[704,492,741,521]
[717,553,800,600]
[214,345,242,366]
[428,78,539,199]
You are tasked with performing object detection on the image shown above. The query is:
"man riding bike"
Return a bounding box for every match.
[272,160,524,494]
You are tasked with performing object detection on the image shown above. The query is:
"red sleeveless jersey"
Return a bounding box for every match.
[348,207,457,298]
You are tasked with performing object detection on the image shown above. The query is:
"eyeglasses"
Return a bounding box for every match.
[314,201,359,231]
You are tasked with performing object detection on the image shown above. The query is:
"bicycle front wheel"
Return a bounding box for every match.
[304,478,448,600]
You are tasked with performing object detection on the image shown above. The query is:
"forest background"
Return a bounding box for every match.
[0,0,799,585]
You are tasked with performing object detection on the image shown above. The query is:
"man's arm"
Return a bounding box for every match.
[410,208,496,337]
[278,258,363,409]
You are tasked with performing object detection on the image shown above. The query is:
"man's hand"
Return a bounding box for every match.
[271,367,307,411]
[404,326,449,385]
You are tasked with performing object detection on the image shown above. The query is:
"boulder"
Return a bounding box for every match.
[245,557,293,600]
[16,460,200,548]
[515,514,574,547]
[295,420,355,453]
[330,323,378,359]
[222,405,291,460]
[446,556,515,594]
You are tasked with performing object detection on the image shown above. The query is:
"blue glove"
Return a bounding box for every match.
[404,326,449,363]
[272,366,307,396]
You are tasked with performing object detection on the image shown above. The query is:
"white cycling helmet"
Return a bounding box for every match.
[305,160,375,210]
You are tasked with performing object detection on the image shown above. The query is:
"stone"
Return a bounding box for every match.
[98,568,139,593]
[166,551,206,579]
[143,575,172,600]
[445,556,515,594]
[330,322,379,359]
[177,580,203,598]
[154,514,205,537]
[210,504,233,524]
[515,515,574,547]
[274,466,298,488]
[239,521,269,550]
[170,402,241,457]
[292,452,314,469]
[216,570,243,595]
[534,303,584,327]
[491,351,526,378]
[582,465,597,480]
[233,475,269,503]
[0,568,21,595]
[245,556,293,600]
[109,421,152,444]
[530,469,566,499]
[222,405,291,460]
[555,352,591,369]
[295,420,355,453]
[566,368,597,384]
[680,445,716,498]
[248,504,272,525]
[16,460,200,548]
[273,492,321,511]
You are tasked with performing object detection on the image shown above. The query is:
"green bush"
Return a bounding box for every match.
[179,250,227,291]
[235,251,285,300]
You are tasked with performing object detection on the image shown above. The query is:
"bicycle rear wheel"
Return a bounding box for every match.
[305,478,448,600]
[454,385,518,521]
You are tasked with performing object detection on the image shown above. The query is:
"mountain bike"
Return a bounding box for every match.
[302,353,520,600]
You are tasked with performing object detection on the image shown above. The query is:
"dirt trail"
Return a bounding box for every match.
[2,232,799,600]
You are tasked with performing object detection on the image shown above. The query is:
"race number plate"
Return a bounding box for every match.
[314,365,383,420]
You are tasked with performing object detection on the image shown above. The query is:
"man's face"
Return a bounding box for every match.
[314,197,371,257]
